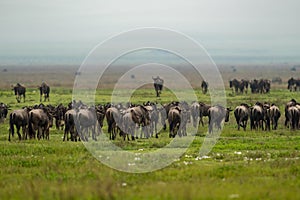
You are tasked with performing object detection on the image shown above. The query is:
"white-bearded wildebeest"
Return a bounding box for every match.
[0,102,8,123]
[76,107,98,141]
[105,107,122,140]
[190,101,200,128]
[201,80,208,94]
[13,83,26,103]
[54,103,67,130]
[8,107,30,141]
[119,111,136,141]
[39,82,50,102]
[64,109,79,141]
[144,103,159,138]
[284,99,297,127]
[234,103,250,131]
[286,106,300,130]
[208,105,232,133]
[28,108,53,140]
[250,102,265,131]
[199,102,211,127]
[152,76,164,97]
[126,105,151,139]
[269,104,281,130]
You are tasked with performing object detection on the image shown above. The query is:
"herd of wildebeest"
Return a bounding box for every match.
[1,77,300,142]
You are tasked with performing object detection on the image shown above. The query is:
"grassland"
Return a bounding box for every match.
[1,83,300,199]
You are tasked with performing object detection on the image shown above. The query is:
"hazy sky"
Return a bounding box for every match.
[0,0,300,64]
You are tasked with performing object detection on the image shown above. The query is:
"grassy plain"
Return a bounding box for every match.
[1,80,300,199]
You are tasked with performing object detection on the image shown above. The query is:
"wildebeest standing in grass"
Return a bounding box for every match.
[119,111,136,141]
[64,109,79,141]
[284,99,297,127]
[76,107,98,141]
[54,103,66,130]
[28,108,53,140]
[0,102,8,123]
[250,102,265,130]
[152,76,164,97]
[190,101,200,128]
[127,105,151,139]
[13,83,26,103]
[39,82,50,102]
[269,104,281,130]
[201,80,208,94]
[286,106,300,130]
[105,107,122,140]
[144,102,159,138]
[9,107,30,141]
[208,105,232,133]
[234,103,250,131]
[199,102,211,127]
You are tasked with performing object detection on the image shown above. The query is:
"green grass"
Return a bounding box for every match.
[1,88,300,199]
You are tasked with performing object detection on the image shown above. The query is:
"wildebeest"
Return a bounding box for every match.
[28,108,53,140]
[0,102,8,123]
[229,79,249,94]
[269,104,281,130]
[168,106,189,138]
[13,83,26,103]
[286,106,299,130]
[76,107,98,141]
[126,105,151,139]
[144,102,159,138]
[190,101,200,128]
[105,107,122,140]
[39,82,50,102]
[250,102,265,130]
[201,80,208,94]
[284,99,297,127]
[54,103,67,130]
[287,77,300,92]
[119,111,136,141]
[234,103,250,131]
[152,76,164,97]
[8,107,30,141]
[208,105,231,133]
[199,102,211,127]
[64,109,78,141]
[250,79,271,94]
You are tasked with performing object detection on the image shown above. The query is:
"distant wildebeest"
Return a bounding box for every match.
[8,107,30,141]
[287,77,300,92]
[160,101,180,130]
[269,104,281,130]
[208,105,232,133]
[250,79,271,94]
[39,82,50,102]
[0,102,8,123]
[201,80,208,94]
[229,79,248,94]
[28,108,53,140]
[234,103,250,131]
[152,76,164,97]
[13,83,26,103]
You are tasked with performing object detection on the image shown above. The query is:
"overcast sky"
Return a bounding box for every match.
[0,0,299,64]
